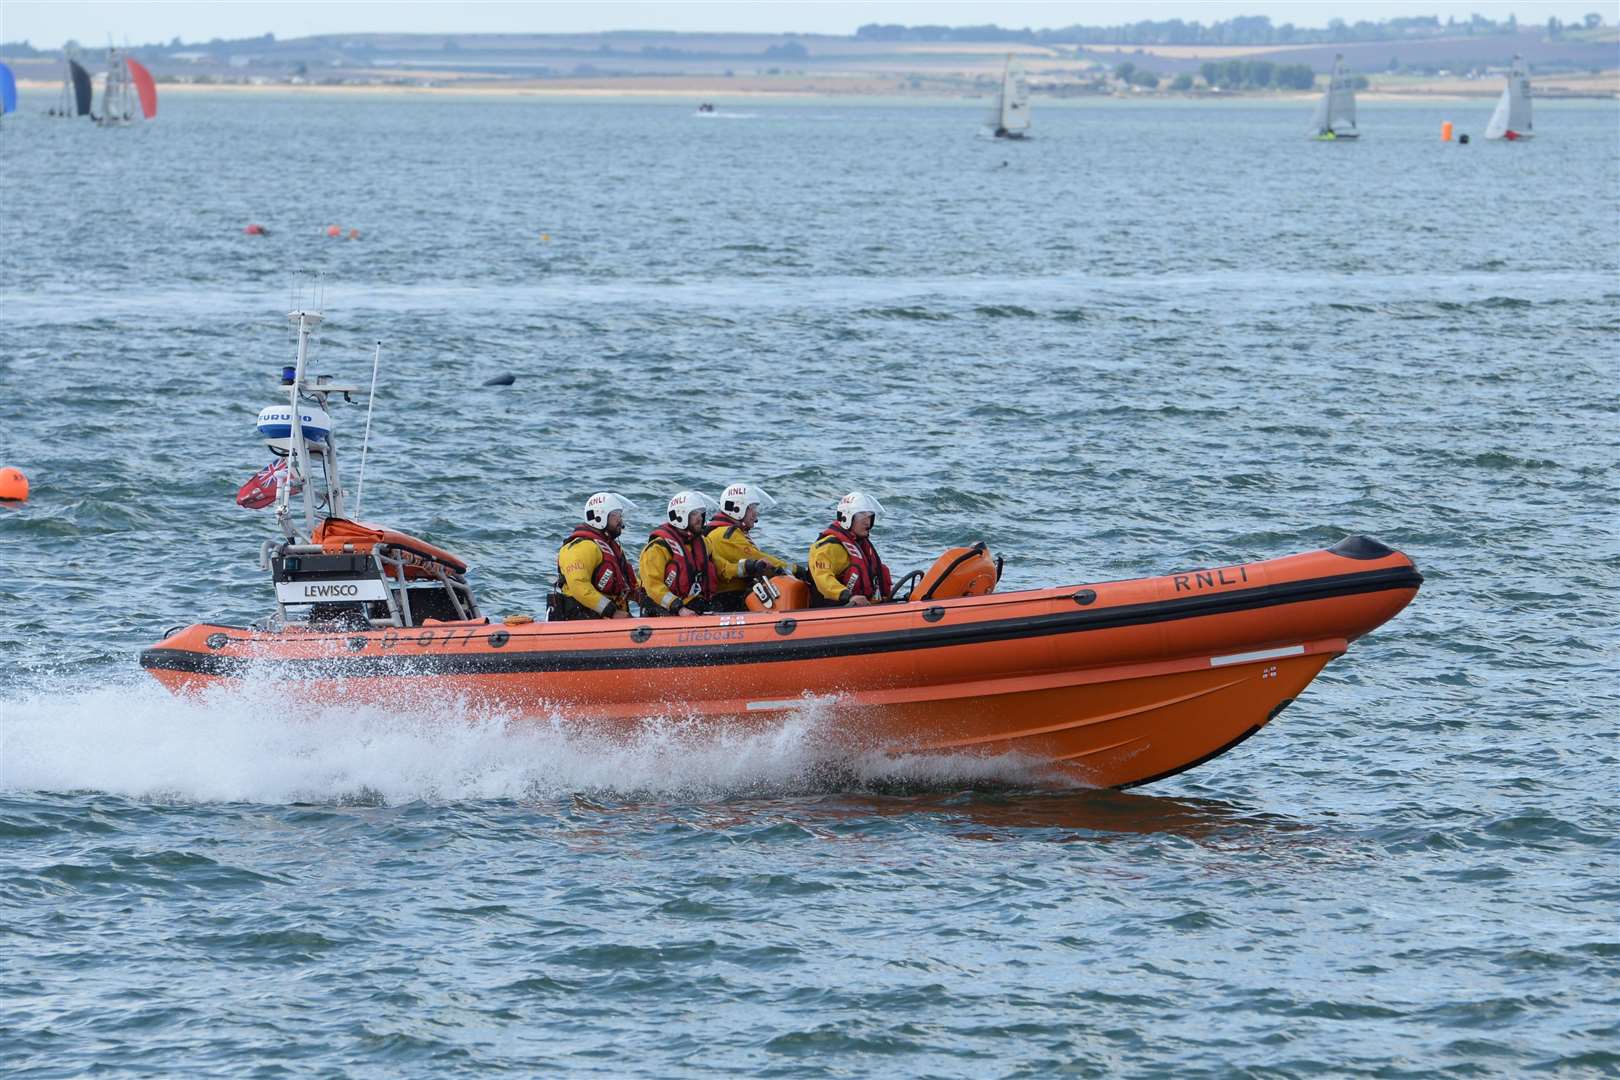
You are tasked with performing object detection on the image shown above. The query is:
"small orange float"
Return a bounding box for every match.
[0,467,28,501]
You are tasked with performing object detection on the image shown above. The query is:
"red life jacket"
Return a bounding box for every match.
[816,522,892,601]
[557,524,635,606]
[706,513,746,539]
[646,523,718,608]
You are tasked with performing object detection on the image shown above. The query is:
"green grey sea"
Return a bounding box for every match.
[1,92,1617,1077]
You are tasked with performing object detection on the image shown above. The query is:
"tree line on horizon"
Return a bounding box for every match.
[1,11,1608,64]
[1107,58,1322,91]
[855,12,1607,46]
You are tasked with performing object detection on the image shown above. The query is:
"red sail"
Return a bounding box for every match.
[125,57,157,119]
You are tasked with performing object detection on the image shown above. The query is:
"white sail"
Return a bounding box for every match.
[1329,56,1357,129]
[1485,55,1532,139]
[1310,88,1330,132]
[97,46,135,124]
[998,56,1030,134]
[1311,54,1356,133]
[1484,87,1511,139]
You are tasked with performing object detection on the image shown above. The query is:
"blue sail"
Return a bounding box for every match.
[0,62,17,115]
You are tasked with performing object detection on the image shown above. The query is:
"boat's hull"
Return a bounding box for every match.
[141,538,1421,788]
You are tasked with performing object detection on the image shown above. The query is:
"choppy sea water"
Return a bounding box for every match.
[2,93,1617,1077]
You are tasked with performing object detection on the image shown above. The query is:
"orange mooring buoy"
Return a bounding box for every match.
[1441,120,1454,142]
[347,228,361,240]
[0,467,29,502]
[244,223,267,236]
[326,224,341,237]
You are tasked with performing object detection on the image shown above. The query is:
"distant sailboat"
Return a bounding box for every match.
[989,55,1030,139]
[1485,55,1532,141]
[0,62,17,119]
[96,47,157,124]
[1310,54,1358,140]
[52,53,93,117]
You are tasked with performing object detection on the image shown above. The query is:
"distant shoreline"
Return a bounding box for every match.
[13,76,1618,103]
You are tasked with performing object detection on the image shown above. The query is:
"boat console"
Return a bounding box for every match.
[265,535,478,630]
[248,308,481,631]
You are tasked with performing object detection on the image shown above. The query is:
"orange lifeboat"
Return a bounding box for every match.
[160,304,1422,788]
[140,534,1421,789]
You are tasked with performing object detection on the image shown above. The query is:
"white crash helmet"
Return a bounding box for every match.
[720,482,777,520]
[583,491,637,529]
[667,490,717,528]
[836,491,886,529]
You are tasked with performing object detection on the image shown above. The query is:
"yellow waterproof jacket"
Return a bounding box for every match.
[557,532,635,616]
[637,526,715,613]
[809,524,892,604]
[638,541,681,612]
[703,514,797,595]
[809,536,853,603]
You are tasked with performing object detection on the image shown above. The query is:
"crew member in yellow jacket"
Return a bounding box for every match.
[639,490,720,617]
[553,492,640,620]
[809,492,893,607]
[704,482,801,612]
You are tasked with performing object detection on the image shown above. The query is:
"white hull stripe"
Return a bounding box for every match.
[746,699,803,712]
[1209,644,1306,668]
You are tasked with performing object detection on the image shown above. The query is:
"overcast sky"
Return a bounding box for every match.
[1,1,1596,49]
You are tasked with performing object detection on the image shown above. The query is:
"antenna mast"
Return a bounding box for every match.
[275,309,325,539]
[354,340,382,517]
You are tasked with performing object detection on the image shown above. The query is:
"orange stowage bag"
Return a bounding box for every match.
[312,518,469,574]
[915,543,999,601]
[745,576,812,612]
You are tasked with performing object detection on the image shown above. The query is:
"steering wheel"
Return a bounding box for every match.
[890,570,924,604]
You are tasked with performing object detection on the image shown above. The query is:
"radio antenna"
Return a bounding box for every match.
[353,339,382,517]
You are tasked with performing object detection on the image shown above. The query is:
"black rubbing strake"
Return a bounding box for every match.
[141,566,1422,679]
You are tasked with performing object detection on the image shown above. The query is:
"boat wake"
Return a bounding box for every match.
[0,675,1058,805]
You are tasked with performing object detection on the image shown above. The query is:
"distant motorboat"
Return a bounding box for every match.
[696,102,716,115]
[1310,54,1359,140]
[988,54,1031,140]
[1485,55,1532,141]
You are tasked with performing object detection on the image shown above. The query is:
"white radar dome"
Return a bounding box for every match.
[257,404,332,450]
